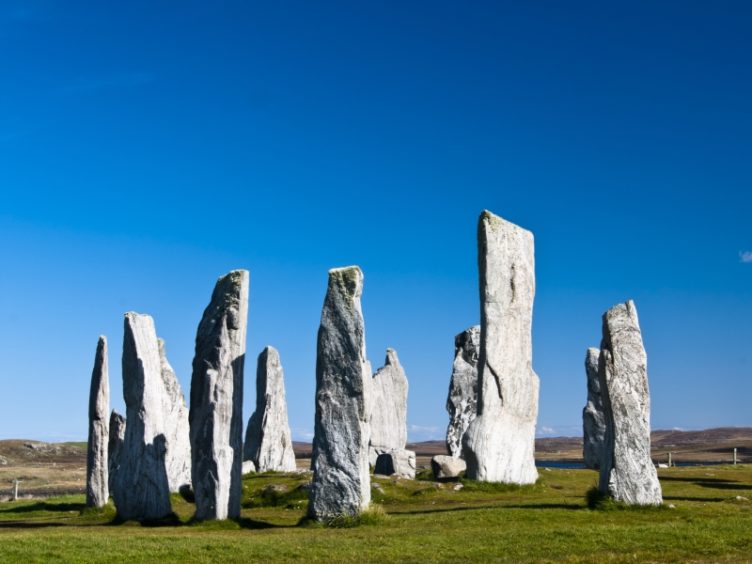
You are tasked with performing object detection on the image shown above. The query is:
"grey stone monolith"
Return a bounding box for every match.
[86,336,109,508]
[446,326,480,459]
[598,300,662,505]
[243,346,297,472]
[189,269,249,520]
[463,210,539,484]
[582,347,606,469]
[309,266,372,521]
[158,339,192,491]
[108,410,126,494]
[113,313,172,521]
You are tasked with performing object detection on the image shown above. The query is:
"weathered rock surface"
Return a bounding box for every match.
[431,454,466,480]
[446,325,480,459]
[369,348,408,462]
[309,266,372,520]
[243,346,296,472]
[582,347,606,469]
[86,336,109,508]
[598,300,662,505]
[189,269,249,520]
[158,339,192,491]
[374,449,416,479]
[463,210,539,484]
[113,313,172,521]
[108,410,126,494]
[242,460,256,475]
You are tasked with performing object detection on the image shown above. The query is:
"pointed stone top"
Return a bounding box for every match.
[479,209,533,238]
[383,348,400,367]
[124,311,153,322]
[327,266,363,298]
[261,345,279,357]
[587,347,600,357]
[602,300,641,333]
[98,335,107,344]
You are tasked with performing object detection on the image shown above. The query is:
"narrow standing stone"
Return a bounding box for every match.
[309,266,372,520]
[243,346,297,472]
[598,300,662,505]
[108,410,126,494]
[445,326,480,459]
[158,339,192,491]
[189,269,249,520]
[463,210,539,484]
[86,336,109,508]
[113,313,172,521]
[582,347,606,469]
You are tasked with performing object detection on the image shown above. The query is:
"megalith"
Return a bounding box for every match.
[158,338,192,491]
[86,335,109,508]
[582,347,606,469]
[113,313,172,521]
[598,300,662,505]
[189,269,249,520]
[463,210,539,484]
[108,410,126,494]
[243,346,297,472]
[445,325,480,459]
[309,266,372,520]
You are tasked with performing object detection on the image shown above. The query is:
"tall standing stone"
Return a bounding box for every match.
[108,410,126,494]
[582,347,606,469]
[309,266,372,520]
[86,336,109,508]
[598,300,662,505]
[445,325,480,459]
[463,210,539,484]
[189,269,249,521]
[158,339,192,491]
[114,313,172,521]
[243,346,297,472]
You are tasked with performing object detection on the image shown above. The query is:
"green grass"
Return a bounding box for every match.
[0,466,751,562]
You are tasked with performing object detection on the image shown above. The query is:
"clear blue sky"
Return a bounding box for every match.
[1,1,750,442]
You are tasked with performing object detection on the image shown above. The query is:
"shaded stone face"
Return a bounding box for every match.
[445,326,479,459]
[108,410,126,494]
[582,347,606,469]
[113,313,172,521]
[189,269,249,521]
[598,300,662,505]
[463,210,539,484]
[309,266,372,521]
[86,336,109,508]
[374,449,416,479]
[243,346,296,473]
[370,348,408,453]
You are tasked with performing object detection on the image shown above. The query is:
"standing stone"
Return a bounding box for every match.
[598,300,662,505]
[190,269,249,521]
[243,346,297,473]
[463,210,539,484]
[86,336,109,508]
[114,313,172,521]
[108,410,126,494]
[309,266,372,520]
[445,326,480,459]
[158,339,192,491]
[582,347,606,469]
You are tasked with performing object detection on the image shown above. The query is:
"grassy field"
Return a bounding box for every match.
[0,465,750,562]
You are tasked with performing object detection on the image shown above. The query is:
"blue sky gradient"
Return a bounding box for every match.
[1,1,750,441]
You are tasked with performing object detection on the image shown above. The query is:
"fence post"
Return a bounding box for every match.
[733,447,738,465]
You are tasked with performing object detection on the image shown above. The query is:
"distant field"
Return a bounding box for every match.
[0,465,750,562]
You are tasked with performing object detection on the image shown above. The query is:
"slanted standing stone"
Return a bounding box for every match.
[309,266,372,520]
[108,410,126,494]
[113,313,172,521]
[158,339,192,491]
[86,336,109,508]
[445,326,480,459]
[582,347,606,469]
[243,346,297,473]
[190,269,249,520]
[598,300,662,505]
[463,210,539,484]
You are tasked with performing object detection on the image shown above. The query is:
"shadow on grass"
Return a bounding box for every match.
[660,476,739,484]
[0,501,86,515]
[663,496,728,503]
[391,502,582,516]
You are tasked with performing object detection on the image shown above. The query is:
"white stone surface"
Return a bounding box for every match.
[370,348,408,458]
[86,336,109,508]
[431,455,466,479]
[108,410,126,494]
[463,210,539,484]
[189,269,249,520]
[582,347,606,469]
[243,346,297,472]
[374,449,416,479]
[598,300,662,505]
[309,266,372,521]
[446,326,479,459]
